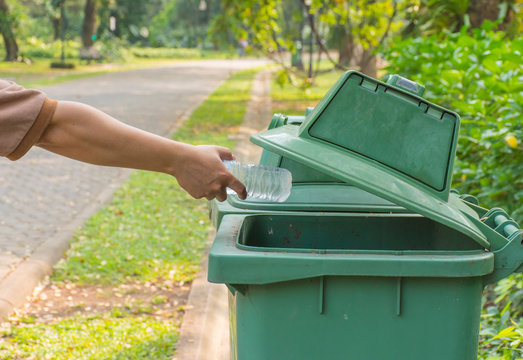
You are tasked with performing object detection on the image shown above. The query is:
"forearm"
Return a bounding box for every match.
[37,101,185,176]
[36,100,247,201]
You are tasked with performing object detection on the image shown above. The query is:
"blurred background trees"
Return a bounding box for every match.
[1,0,519,64]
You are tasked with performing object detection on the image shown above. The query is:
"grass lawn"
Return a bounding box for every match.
[0,67,260,360]
[0,58,186,88]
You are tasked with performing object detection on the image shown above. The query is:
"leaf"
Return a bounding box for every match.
[482,56,501,73]
[491,326,517,340]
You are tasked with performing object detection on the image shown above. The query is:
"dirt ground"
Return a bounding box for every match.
[3,278,191,327]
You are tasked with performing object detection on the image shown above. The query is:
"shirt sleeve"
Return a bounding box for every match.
[0,80,57,161]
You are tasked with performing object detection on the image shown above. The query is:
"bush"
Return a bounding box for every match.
[383,21,522,223]
[95,36,133,62]
[478,299,523,359]
[20,37,81,59]
[128,47,202,59]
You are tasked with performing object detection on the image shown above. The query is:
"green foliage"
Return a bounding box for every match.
[402,0,471,36]
[402,0,522,38]
[128,47,226,59]
[19,37,80,59]
[149,0,180,47]
[495,275,523,313]
[95,35,133,61]
[319,0,405,49]
[0,313,177,359]
[383,22,522,223]
[114,0,162,44]
[478,301,523,359]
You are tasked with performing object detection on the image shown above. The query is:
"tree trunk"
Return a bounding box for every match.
[51,17,60,40]
[338,25,354,67]
[466,0,507,28]
[0,0,18,61]
[82,0,98,48]
[359,48,377,78]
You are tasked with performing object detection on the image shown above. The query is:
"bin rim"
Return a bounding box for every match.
[208,215,495,285]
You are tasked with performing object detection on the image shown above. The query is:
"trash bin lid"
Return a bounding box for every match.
[251,71,490,248]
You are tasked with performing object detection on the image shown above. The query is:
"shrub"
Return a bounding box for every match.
[383,21,522,223]
[20,37,81,59]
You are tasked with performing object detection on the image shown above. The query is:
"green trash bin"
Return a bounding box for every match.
[208,71,523,360]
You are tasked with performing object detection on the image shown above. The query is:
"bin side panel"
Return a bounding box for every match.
[229,276,482,360]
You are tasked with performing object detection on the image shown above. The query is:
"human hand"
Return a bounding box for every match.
[173,144,247,202]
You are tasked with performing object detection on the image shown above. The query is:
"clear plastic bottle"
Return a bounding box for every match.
[223,160,292,202]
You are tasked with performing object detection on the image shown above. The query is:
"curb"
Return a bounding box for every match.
[173,246,230,360]
[173,69,272,360]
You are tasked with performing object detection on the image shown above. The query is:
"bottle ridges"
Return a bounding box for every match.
[223,161,292,202]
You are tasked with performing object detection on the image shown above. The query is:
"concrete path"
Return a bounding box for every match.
[0,59,269,318]
[174,69,272,360]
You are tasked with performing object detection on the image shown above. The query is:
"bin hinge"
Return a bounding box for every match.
[480,208,521,239]
[481,208,523,285]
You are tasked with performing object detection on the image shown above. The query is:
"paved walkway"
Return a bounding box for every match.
[0,59,269,318]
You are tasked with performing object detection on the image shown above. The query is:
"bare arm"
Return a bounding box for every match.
[36,101,247,201]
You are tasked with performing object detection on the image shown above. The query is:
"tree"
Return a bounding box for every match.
[82,0,98,48]
[0,0,18,61]
[466,0,516,30]
[401,0,519,37]
[212,0,403,80]
[114,0,163,43]
[315,0,403,77]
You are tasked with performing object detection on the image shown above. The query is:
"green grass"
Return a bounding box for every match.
[0,58,190,88]
[52,171,212,285]
[0,313,177,360]
[0,67,260,359]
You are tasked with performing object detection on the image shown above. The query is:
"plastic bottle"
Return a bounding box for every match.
[223,160,292,202]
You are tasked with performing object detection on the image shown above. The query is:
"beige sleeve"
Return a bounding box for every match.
[0,80,57,160]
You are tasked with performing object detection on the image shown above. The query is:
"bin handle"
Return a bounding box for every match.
[457,199,523,286]
[385,74,425,97]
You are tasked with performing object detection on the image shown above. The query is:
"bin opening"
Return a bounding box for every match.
[237,214,484,253]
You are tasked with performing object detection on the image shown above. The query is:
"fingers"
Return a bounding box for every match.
[215,146,234,161]
[215,188,228,202]
[177,144,245,201]
[227,175,247,200]
[214,147,245,200]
